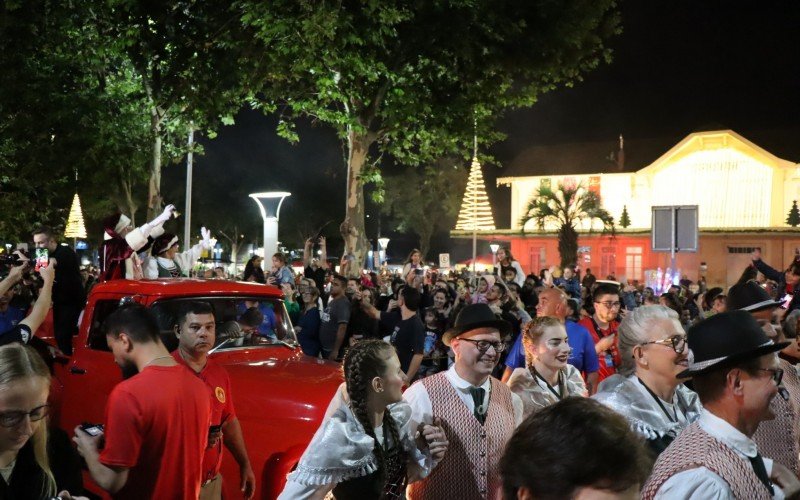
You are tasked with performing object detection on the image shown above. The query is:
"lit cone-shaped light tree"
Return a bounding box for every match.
[455,156,495,278]
[64,193,87,240]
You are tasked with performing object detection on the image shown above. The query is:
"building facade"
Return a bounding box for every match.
[457,130,800,288]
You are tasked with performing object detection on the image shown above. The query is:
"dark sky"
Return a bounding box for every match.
[169,1,800,262]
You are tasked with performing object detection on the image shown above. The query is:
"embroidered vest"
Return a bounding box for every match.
[641,422,772,500]
[752,357,800,475]
[406,373,515,500]
[157,260,182,278]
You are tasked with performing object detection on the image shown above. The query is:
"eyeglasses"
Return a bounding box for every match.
[639,335,687,354]
[0,404,49,428]
[459,338,506,353]
[754,367,784,386]
[595,301,622,309]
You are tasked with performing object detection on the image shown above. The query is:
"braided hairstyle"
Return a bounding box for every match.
[521,316,562,369]
[343,339,403,490]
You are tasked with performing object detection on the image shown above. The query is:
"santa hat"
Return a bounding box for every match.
[152,233,179,256]
[102,213,131,239]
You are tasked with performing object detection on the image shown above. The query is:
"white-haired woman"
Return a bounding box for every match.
[593,305,702,457]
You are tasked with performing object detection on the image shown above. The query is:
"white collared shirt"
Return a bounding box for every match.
[655,409,784,499]
[403,365,524,430]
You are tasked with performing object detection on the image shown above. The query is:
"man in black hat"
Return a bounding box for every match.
[404,303,522,500]
[729,278,800,477]
[642,311,800,499]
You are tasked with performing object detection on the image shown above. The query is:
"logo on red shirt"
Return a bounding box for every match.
[215,387,226,404]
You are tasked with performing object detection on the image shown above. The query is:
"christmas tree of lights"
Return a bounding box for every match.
[64,193,87,239]
[455,156,496,231]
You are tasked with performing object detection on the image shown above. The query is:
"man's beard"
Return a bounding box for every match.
[119,359,139,380]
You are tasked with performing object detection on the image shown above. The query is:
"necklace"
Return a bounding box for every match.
[637,377,678,423]
[142,355,173,370]
[532,366,565,400]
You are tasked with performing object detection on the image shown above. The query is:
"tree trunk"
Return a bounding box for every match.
[558,224,579,269]
[117,166,138,225]
[417,223,433,264]
[340,127,372,278]
[146,105,163,221]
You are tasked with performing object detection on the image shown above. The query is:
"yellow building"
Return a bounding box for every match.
[464,130,800,288]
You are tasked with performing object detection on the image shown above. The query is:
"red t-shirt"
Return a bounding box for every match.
[578,316,620,383]
[172,351,237,481]
[99,364,211,500]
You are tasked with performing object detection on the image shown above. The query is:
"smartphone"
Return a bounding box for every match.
[414,269,424,276]
[782,293,793,309]
[80,422,104,436]
[34,248,49,272]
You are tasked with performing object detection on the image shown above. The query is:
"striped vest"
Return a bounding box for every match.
[406,373,515,500]
[641,422,772,500]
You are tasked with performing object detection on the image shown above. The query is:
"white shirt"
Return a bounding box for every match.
[403,365,524,430]
[655,409,784,499]
[143,243,203,279]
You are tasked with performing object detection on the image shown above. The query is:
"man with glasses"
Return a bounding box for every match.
[642,311,800,499]
[728,278,800,476]
[405,303,523,499]
[579,283,623,384]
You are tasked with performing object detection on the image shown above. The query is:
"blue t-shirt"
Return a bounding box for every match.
[237,302,277,338]
[0,306,25,334]
[506,319,600,373]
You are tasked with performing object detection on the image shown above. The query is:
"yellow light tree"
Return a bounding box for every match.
[64,193,87,239]
[455,156,496,231]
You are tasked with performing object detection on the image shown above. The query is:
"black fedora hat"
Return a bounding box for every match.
[442,303,511,346]
[727,280,783,312]
[678,310,789,377]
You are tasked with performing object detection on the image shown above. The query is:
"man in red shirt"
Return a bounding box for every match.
[579,283,622,386]
[173,301,255,500]
[73,304,211,499]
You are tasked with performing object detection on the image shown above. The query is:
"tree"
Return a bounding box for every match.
[382,158,467,258]
[619,205,631,228]
[787,200,800,228]
[241,0,621,275]
[519,182,615,268]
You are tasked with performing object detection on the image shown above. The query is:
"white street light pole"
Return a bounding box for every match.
[378,237,390,267]
[249,192,291,269]
[489,243,500,273]
[184,128,194,246]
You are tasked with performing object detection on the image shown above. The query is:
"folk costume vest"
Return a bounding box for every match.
[641,422,772,500]
[406,373,515,500]
[157,259,182,278]
[753,357,800,475]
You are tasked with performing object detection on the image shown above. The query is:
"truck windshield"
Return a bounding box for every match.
[149,296,298,352]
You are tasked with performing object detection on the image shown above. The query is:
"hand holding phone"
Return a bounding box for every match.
[79,423,104,437]
[34,248,49,272]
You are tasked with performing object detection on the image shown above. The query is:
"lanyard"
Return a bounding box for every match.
[637,377,678,423]
[532,367,565,400]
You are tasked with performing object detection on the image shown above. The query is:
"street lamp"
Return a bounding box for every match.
[378,237,390,266]
[489,242,500,271]
[249,192,291,267]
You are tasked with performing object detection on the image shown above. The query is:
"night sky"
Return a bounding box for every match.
[165,1,800,263]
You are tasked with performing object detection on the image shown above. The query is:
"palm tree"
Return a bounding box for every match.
[519,182,615,268]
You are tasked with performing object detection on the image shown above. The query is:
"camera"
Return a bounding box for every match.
[0,250,28,267]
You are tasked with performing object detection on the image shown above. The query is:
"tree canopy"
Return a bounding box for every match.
[242,0,621,274]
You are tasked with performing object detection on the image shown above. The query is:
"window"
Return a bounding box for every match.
[625,246,643,281]
[87,300,122,351]
[727,246,760,254]
[600,247,616,279]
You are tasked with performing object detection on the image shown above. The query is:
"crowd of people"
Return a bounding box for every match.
[2,210,800,499]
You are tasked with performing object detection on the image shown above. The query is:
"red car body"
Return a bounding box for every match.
[43,279,341,499]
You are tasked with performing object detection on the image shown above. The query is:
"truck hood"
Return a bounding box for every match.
[210,347,342,424]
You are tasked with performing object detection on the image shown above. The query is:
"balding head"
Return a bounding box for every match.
[536,287,568,320]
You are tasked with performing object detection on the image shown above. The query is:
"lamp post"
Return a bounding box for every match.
[489,243,500,273]
[378,237,390,267]
[249,192,291,268]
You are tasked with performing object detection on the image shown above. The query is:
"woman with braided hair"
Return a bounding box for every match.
[279,340,448,499]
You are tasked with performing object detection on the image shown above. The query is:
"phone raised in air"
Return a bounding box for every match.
[34,248,49,272]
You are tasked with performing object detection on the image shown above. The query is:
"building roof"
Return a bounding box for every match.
[498,128,800,180]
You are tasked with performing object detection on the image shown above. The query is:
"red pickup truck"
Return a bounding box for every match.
[43,278,341,499]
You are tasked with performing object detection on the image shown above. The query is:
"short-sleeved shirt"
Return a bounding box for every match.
[381,311,425,373]
[99,365,211,500]
[319,296,350,352]
[0,306,25,333]
[505,320,600,374]
[172,352,236,481]
[578,316,620,383]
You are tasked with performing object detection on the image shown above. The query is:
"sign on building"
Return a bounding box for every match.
[652,206,699,253]
[439,253,451,269]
